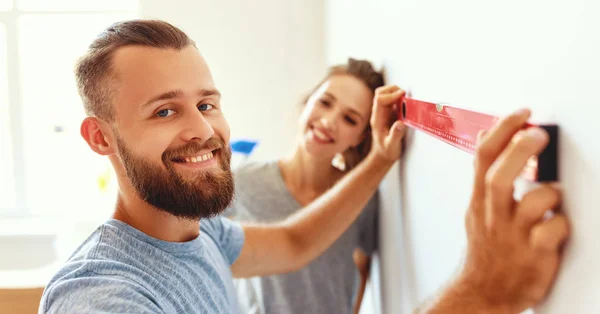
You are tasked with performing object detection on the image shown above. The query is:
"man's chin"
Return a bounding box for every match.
[156,208,223,221]
[149,190,230,220]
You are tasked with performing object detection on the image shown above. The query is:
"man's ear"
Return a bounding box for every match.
[80,117,116,156]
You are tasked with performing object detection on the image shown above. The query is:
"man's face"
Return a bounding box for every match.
[108,45,233,219]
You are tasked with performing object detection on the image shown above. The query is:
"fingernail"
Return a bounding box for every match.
[476,129,486,142]
[396,123,405,131]
[516,108,531,116]
[527,127,548,142]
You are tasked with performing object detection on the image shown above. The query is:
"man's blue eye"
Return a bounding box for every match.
[198,104,214,111]
[157,109,174,117]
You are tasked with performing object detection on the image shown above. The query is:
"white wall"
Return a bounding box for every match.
[326,0,600,313]
[140,0,326,161]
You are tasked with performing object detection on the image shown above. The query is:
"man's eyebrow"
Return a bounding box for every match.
[142,88,221,109]
[142,90,184,109]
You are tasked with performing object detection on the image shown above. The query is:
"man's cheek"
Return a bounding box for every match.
[138,135,170,157]
[211,116,231,144]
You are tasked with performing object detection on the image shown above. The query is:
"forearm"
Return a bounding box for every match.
[414,279,516,314]
[283,153,393,269]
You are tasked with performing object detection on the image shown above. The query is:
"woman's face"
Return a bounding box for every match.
[298,75,373,160]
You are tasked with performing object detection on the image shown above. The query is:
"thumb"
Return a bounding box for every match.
[384,120,406,152]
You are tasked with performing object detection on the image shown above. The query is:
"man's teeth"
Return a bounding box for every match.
[183,152,214,163]
[313,128,331,141]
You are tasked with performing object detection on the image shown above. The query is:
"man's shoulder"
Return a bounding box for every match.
[40,267,160,314]
[40,230,160,313]
[41,221,172,313]
[43,220,158,294]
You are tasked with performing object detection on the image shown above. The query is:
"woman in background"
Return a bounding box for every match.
[227,58,394,314]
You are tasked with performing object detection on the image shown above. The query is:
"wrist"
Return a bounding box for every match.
[449,276,519,314]
[364,150,397,170]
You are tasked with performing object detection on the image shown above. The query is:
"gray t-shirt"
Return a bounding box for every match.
[39,217,245,314]
[226,161,379,314]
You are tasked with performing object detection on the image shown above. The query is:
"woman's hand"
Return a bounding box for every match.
[369,85,407,164]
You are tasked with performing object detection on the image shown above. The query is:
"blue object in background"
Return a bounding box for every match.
[230,139,259,169]
[230,139,259,157]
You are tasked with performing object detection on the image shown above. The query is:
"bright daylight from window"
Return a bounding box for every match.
[1,0,138,219]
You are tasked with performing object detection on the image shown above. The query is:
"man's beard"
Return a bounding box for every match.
[116,135,234,220]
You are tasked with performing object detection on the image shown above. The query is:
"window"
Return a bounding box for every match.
[1,1,138,218]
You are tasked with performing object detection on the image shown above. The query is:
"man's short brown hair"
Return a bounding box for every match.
[75,19,194,121]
